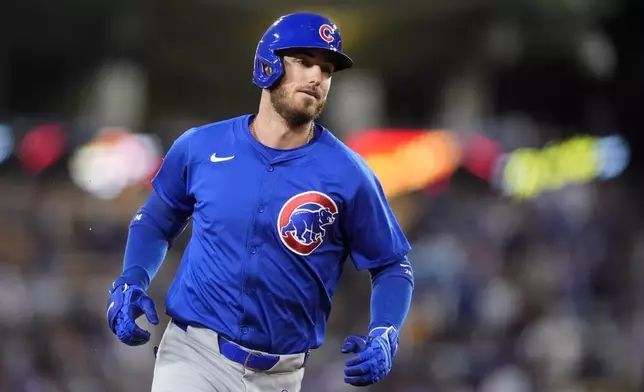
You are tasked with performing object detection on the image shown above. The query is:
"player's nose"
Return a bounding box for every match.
[307,65,324,86]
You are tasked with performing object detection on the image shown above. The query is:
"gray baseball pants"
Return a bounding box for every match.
[151,321,306,392]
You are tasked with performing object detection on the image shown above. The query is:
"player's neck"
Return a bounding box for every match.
[252,103,313,150]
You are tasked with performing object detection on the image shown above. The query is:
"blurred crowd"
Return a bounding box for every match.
[0,164,642,392]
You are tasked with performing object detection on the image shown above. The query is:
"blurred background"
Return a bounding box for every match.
[1,0,644,391]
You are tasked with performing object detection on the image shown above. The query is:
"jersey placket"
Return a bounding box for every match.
[238,159,281,347]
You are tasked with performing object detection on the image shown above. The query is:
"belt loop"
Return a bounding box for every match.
[301,351,310,369]
[243,351,253,369]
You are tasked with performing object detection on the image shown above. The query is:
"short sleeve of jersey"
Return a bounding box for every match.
[343,159,412,270]
[151,130,195,213]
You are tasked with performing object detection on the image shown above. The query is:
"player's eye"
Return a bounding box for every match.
[321,63,335,74]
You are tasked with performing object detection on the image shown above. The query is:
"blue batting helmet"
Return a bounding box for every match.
[252,12,354,89]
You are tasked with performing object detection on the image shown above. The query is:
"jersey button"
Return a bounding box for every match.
[267,165,274,172]
[241,326,249,334]
[258,205,265,213]
[250,246,257,254]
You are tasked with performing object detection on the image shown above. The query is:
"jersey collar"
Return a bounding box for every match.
[238,114,327,164]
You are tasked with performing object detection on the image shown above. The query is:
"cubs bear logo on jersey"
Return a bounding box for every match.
[278,191,338,256]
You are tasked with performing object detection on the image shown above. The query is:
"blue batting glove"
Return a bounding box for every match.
[341,326,399,386]
[106,282,159,346]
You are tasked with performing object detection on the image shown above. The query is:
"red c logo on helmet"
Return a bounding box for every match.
[319,24,335,43]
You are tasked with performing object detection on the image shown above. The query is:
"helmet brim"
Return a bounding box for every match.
[328,51,354,72]
[275,46,354,73]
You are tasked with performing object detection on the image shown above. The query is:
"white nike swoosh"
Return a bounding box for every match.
[107,301,114,318]
[210,153,234,163]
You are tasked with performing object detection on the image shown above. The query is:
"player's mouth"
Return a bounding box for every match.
[298,89,320,99]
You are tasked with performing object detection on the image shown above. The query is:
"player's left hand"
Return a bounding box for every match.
[341,326,399,387]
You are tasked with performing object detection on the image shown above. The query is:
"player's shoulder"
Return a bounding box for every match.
[319,126,375,179]
[170,114,249,157]
[177,114,248,143]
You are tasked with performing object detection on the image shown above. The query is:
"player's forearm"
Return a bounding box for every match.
[115,190,191,290]
[367,258,414,332]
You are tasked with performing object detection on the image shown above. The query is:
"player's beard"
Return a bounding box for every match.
[269,83,326,128]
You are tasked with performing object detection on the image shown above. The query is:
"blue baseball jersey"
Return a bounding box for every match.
[151,114,411,354]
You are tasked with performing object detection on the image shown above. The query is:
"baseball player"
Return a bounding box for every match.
[106,12,414,392]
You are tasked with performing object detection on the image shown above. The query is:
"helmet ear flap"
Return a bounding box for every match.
[253,53,284,89]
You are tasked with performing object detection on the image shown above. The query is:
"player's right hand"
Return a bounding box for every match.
[106,283,159,346]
